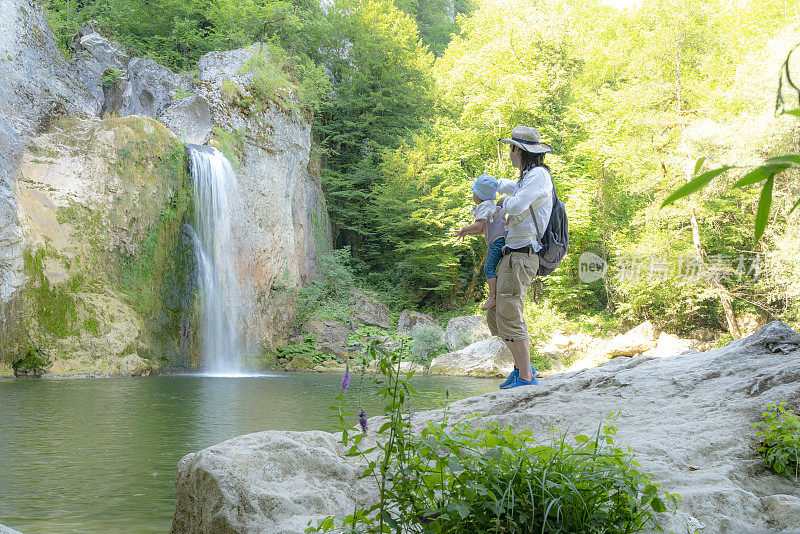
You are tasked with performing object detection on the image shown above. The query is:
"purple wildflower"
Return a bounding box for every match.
[359,408,368,433]
[407,405,414,422]
[419,512,441,525]
[340,371,351,393]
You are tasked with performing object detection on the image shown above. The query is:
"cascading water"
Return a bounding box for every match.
[187,144,245,376]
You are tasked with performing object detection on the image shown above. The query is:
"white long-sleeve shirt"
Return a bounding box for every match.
[497,166,553,251]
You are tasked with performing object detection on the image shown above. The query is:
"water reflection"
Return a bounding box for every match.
[0,373,497,533]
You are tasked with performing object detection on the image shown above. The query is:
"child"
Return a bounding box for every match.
[455,174,507,311]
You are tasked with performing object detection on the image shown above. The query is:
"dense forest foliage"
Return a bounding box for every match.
[45,0,800,337]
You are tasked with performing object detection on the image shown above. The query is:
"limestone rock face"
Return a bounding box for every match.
[123,57,194,118]
[68,24,194,120]
[171,431,376,534]
[429,337,514,377]
[0,0,98,356]
[0,0,98,137]
[397,310,435,336]
[0,117,24,310]
[159,95,213,145]
[194,45,330,353]
[173,322,800,532]
[11,116,190,372]
[0,8,329,368]
[443,315,491,351]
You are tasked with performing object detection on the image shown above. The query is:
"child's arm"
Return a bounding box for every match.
[455,219,486,240]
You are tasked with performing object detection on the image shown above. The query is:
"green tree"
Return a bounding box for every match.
[315,0,435,264]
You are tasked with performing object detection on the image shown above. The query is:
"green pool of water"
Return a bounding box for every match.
[0,373,498,533]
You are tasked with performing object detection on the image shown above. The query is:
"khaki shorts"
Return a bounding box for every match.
[486,251,538,342]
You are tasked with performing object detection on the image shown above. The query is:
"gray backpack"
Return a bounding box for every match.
[529,182,569,277]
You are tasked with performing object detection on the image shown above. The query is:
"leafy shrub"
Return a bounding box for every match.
[101,67,123,87]
[311,345,679,533]
[12,347,52,378]
[410,325,446,364]
[451,329,472,351]
[298,247,356,324]
[240,44,330,117]
[754,402,800,477]
[275,335,339,365]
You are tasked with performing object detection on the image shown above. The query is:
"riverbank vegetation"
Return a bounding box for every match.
[311,345,679,532]
[44,0,800,341]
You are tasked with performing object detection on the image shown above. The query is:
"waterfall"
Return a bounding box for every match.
[187,144,245,376]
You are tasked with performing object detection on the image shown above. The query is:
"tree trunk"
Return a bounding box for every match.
[688,207,743,338]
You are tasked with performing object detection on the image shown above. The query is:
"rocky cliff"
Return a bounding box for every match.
[171,322,800,533]
[0,0,329,372]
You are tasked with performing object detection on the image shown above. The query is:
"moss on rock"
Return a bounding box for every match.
[16,115,198,374]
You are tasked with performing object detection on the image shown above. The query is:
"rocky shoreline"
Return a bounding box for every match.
[0,311,728,379]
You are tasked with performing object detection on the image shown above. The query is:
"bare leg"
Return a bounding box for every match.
[503,339,533,381]
[481,277,497,311]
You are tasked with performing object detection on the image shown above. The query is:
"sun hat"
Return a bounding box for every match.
[499,125,552,154]
[471,174,498,201]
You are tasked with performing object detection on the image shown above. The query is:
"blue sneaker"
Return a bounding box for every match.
[506,374,539,389]
[499,365,537,389]
[498,368,519,389]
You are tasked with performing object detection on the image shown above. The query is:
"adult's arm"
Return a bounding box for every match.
[497,178,516,196]
[503,168,550,217]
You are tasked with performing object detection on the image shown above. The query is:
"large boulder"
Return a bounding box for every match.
[349,288,391,329]
[443,315,491,351]
[397,310,435,336]
[603,320,658,357]
[428,337,514,377]
[159,95,213,145]
[302,318,350,358]
[173,321,800,532]
[0,523,23,534]
[171,431,376,533]
[641,332,702,359]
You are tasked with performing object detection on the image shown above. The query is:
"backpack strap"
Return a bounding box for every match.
[530,204,541,241]
[504,170,555,240]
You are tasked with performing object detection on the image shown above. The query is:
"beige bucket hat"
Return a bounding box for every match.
[499,125,552,154]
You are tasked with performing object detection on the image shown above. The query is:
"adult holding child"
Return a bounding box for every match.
[490,125,554,389]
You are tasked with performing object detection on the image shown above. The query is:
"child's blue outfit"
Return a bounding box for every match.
[472,200,507,279]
